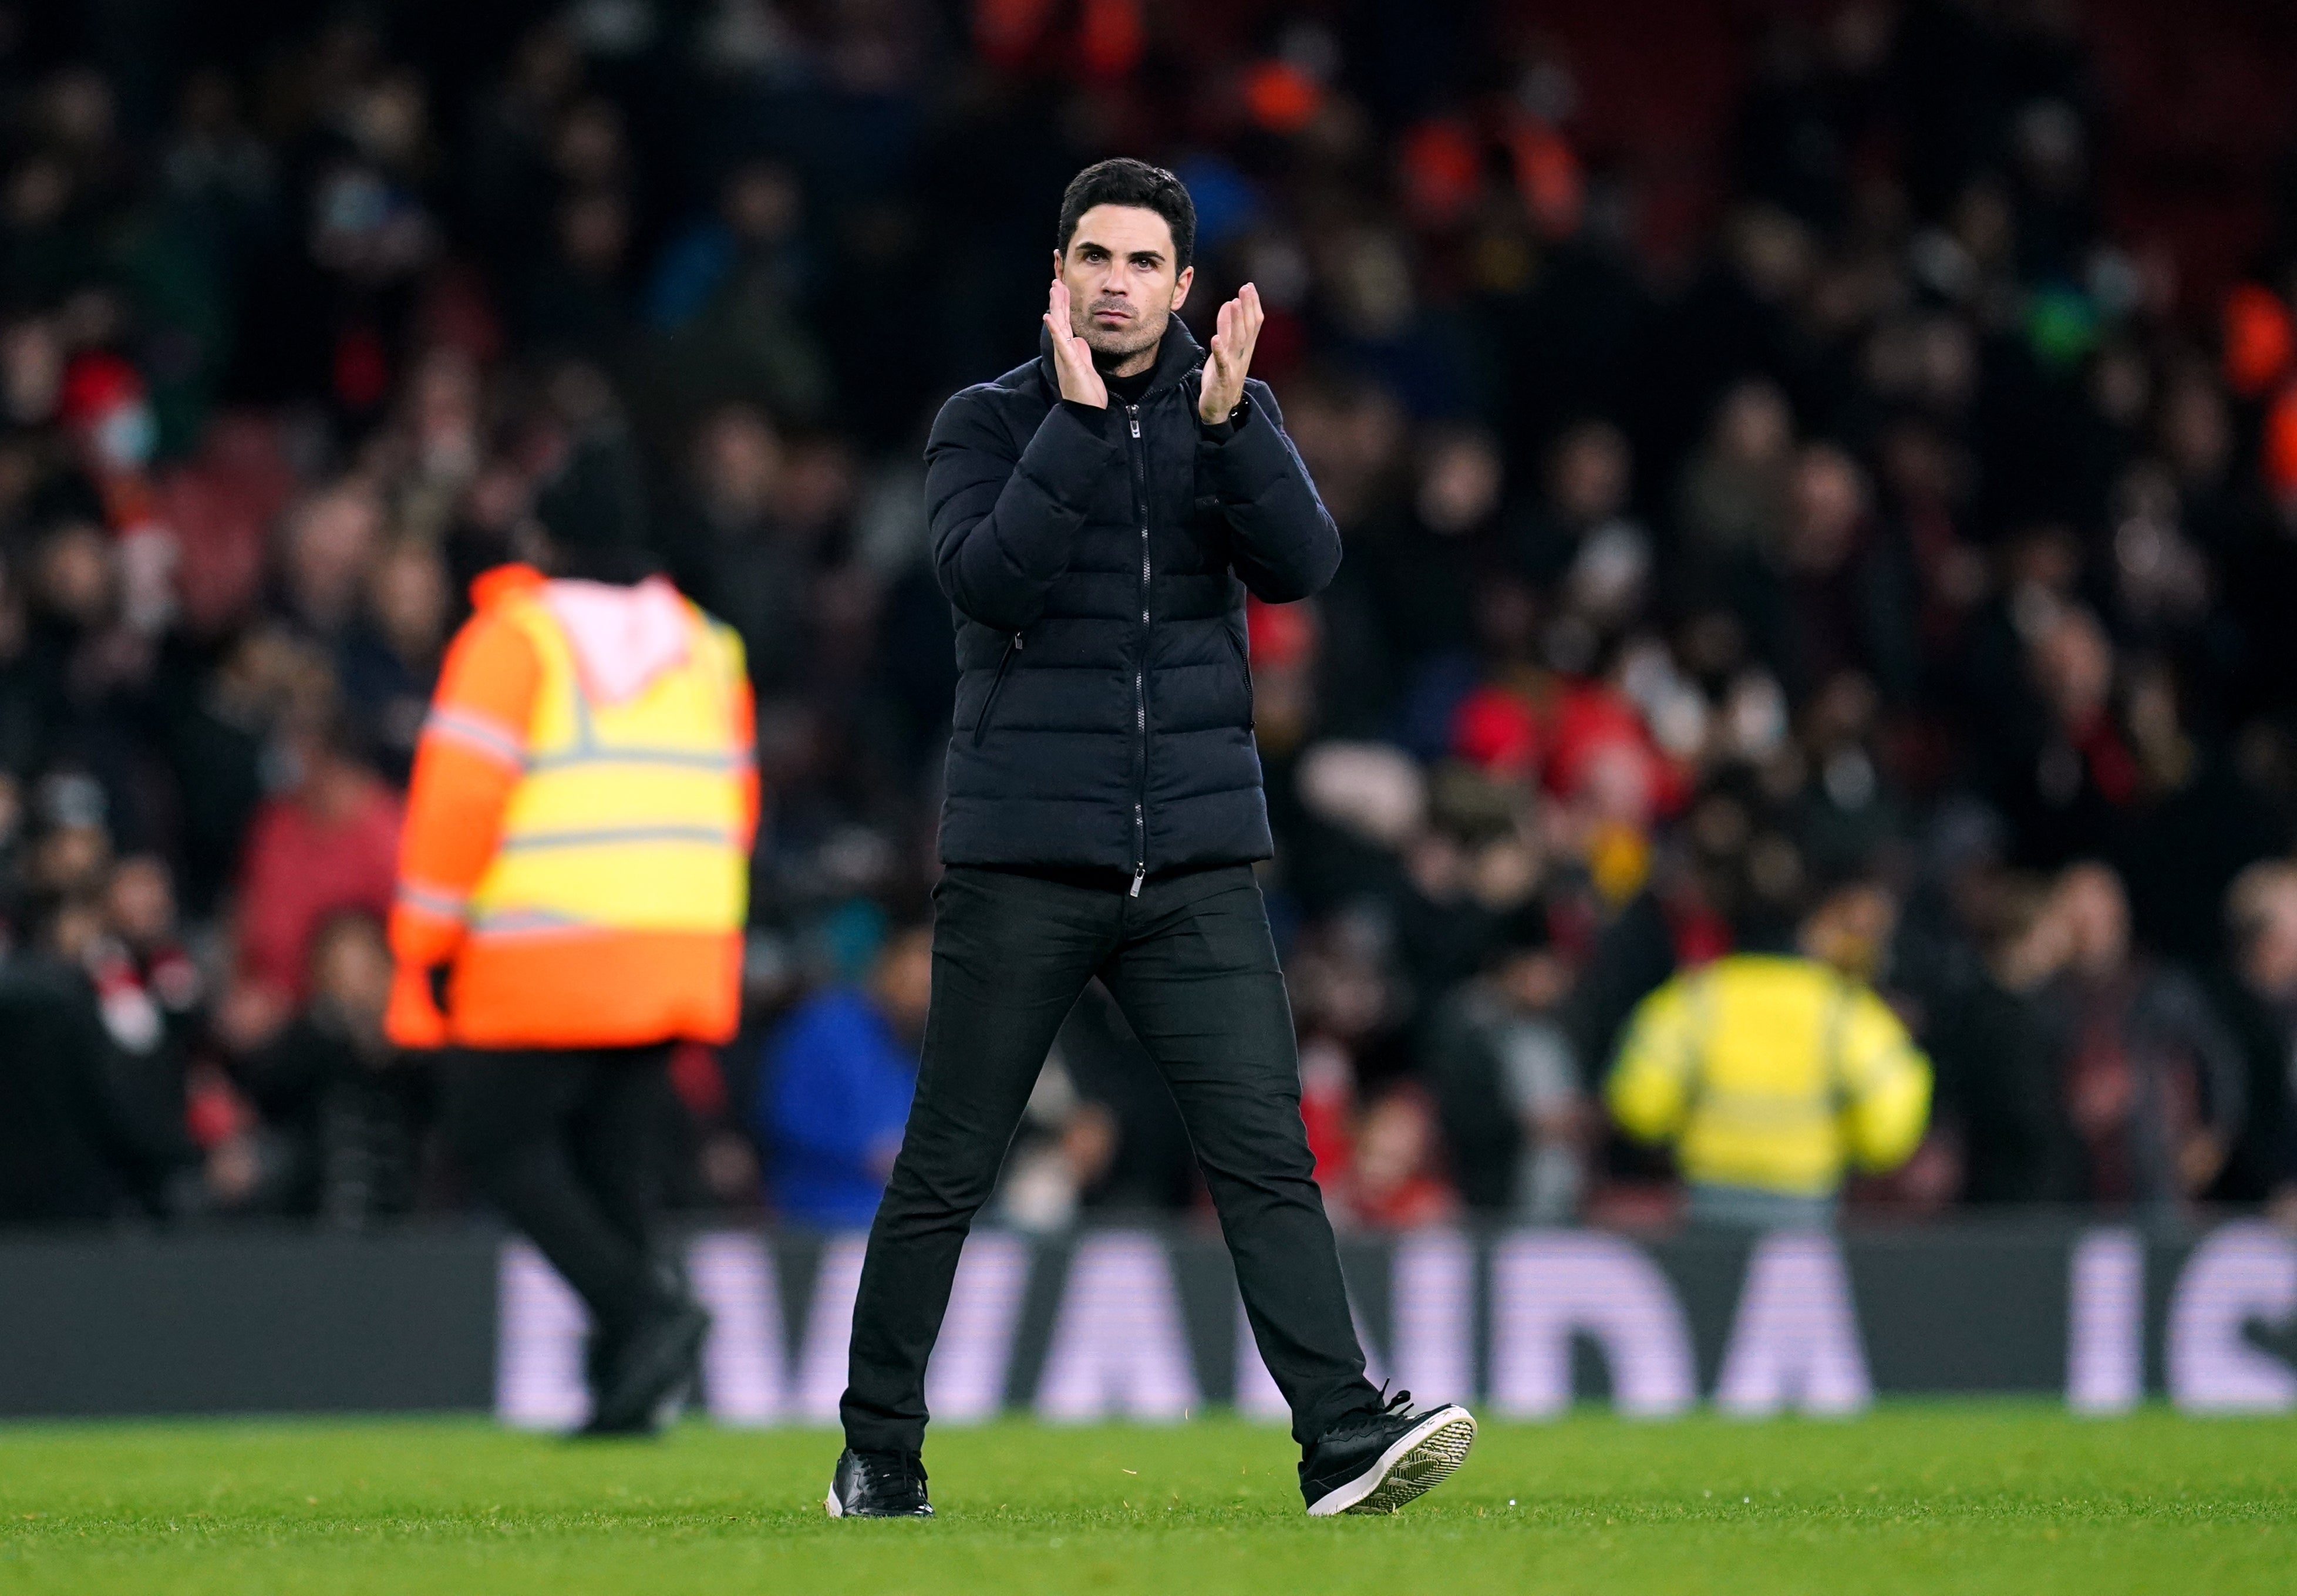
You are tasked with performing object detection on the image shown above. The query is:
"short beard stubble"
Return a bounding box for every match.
[1075,304,1168,373]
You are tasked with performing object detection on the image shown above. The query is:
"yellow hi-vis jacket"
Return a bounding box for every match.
[388,565,756,1050]
[1605,954,1932,1198]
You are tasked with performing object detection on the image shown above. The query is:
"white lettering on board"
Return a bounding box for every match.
[1714,1231,1871,1416]
[2167,1221,2297,1414]
[1488,1230,1696,1417]
[1034,1231,1200,1421]
[2066,1228,2143,1415]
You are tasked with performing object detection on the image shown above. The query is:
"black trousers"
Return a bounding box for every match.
[841,864,1381,1452]
[441,1044,678,1343]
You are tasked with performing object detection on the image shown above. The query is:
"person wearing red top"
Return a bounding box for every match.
[225,715,403,1048]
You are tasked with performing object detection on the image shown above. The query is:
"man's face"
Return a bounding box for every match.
[2056,863,2130,978]
[1801,884,1897,979]
[1055,204,1193,365]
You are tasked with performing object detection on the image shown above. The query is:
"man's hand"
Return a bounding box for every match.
[384,962,450,1050]
[1045,280,1106,409]
[1199,281,1263,424]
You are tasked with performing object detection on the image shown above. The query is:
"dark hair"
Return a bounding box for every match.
[1056,159,1196,273]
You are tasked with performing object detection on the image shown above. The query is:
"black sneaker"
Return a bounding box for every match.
[578,1300,710,1437]
[826,1448,934,1518]
[1300,1388,1477,1516]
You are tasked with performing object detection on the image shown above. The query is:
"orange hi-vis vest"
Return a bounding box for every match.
[387,565,757,1050]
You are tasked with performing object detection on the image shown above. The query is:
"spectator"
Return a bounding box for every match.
[514,187,635,369]
[1926,872,2073,1204]
[54,351,176,636]
[1992,600,2138,870]
[22,771,114,903]
[336,539,448,784]
[1282,908,1403,1201]
[225,714,402,1049]
[0,891,183,1223]
[237,911,424,1223]
[1340,1086,1460,1231]
[1677,378,1794,567]
[2116,656,2284,970]
[157,624,314,920]
[759,925,929,1228]
[1511,419,1638,592]
[1364,426,1506,673]
[2029,863,2245,1210]
[639,160,830,439]
[1732,443,1919,705]
[1423,910,1588,1220]
[1608,877,1933,1228]
[272,482,386,647]
[656,404,807,695]
[2208,861,2297,1213]
[85,854,204,1206]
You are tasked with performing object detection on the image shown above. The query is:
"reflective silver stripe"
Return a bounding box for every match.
[527,748,745,773]
[495,824,739,853]
[395,881,469,918]
[468,908,593,934]
[424,708,527,767]
[1690,1090,1835,1129]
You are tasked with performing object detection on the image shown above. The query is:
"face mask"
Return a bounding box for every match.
[93,402,156,471]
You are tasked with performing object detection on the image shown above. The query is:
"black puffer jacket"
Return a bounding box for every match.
[928,318,1340,883]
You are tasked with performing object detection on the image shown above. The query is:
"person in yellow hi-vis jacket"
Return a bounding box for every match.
[1607,878,1931,1229]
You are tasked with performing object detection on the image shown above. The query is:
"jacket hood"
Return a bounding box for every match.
[541,576,693,706]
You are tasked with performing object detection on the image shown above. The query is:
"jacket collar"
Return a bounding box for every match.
[1035,314,1204,403]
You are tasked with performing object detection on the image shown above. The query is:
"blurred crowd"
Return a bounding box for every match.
[7,0,2297,1232]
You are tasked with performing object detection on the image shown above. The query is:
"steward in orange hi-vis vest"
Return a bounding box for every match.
[386,563,757,1051]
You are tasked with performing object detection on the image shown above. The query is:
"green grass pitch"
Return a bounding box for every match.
[3,1407,2293,1594]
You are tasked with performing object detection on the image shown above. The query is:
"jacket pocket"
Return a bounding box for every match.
[1223,624,1254,728]
[972,633,1024,746]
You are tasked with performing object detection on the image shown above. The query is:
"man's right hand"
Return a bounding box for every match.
[1045,280,1106,409]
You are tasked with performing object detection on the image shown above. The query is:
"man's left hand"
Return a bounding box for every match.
[1198,282,1263,424]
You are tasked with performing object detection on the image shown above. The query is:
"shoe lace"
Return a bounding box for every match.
[858,1450,926,1495]
[1333,1382,1417,1439]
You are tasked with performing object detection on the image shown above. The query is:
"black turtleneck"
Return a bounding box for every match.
[1063,333,1245,435]
[1101,362,1156,406]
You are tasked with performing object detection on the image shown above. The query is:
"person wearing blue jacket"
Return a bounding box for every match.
[760,927,930,1230]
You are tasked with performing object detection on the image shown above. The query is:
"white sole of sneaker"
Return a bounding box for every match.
[1305,1406,1478,1517]
[824,1491,934,1519]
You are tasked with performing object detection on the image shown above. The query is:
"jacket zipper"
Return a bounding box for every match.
[1127,401,1148,897]
[971,632,1023,747]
